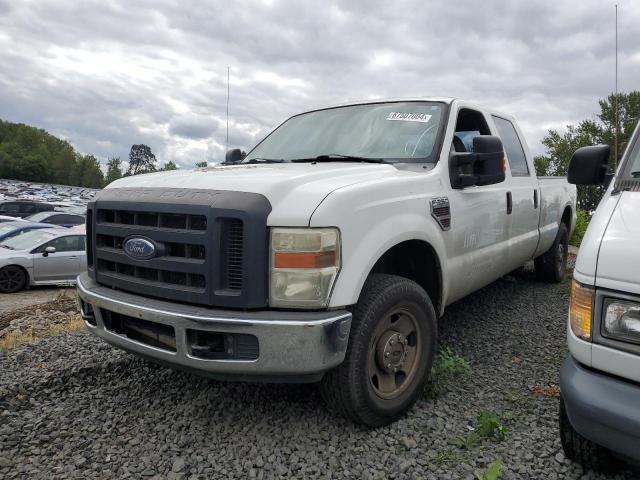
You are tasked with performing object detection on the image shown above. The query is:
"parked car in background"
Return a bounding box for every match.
[0,221,59,242]
[0,215,26,223]
[77,98,577,425]
[560,121,640,471]
[0,226,86,293]
[0,200,54,218]
[25,211,85,227]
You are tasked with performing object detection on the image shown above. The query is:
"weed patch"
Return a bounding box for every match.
[0,316,84,351]
[427,347,470,399]
[475,458,503,480]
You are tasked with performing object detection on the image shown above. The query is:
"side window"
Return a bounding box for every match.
[69,215,85,225]
[0,203,19,213]
[45,236,83,253]
[492,116,529,176]
[20,204,37,214]
[452,108,491,153]
[44,214,61,224]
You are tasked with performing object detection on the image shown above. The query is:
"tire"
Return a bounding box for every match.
[0,265,27,293]
[535,222,568,283]
[559,397,619,472]
[319,274,437,426]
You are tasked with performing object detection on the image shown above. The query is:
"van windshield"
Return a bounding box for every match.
[623,131,640,179]
[245,102,445,163]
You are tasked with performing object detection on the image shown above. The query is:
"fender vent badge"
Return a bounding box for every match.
[430,197,451,231]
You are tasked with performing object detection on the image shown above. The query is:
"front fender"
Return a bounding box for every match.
[310,183,448,312]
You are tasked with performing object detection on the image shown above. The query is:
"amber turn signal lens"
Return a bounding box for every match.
[274,251,337,269]
[569,280,594,341]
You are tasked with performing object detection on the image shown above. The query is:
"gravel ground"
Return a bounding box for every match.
[0,286,74,315]
[1,266,638,480]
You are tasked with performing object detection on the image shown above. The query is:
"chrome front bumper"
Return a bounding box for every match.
[76,273,352,382]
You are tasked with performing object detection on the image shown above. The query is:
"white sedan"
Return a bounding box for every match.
[0,227,87,293]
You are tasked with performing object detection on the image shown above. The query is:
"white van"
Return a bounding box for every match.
[560,122,640,471]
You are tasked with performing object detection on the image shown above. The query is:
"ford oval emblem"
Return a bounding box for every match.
[123,237,156,260]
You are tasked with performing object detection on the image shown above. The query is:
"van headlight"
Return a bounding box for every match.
[603,299,640,345]
[269,227,340,308]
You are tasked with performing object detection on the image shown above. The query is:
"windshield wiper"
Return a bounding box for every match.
[0,245,14,250]
[291,154,387,164]
[244,158,285,164]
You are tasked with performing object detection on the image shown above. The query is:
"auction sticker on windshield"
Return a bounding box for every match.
[386,112,432,123]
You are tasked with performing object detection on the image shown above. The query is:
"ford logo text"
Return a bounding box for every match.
[123,237,156,260]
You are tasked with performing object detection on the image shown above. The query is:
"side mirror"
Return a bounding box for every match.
[449,135,506,189]
[43,246,56,257]
[568,145,610,185]
[225,149,243,164]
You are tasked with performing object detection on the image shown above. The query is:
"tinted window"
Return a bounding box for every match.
[493,116,529,176]
[43,214,62,224]
[44,235,85,253]
[0,203,19,213]
[20,204,37,214]
[58,214,84,225]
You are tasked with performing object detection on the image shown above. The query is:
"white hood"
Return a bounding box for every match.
[107,163,402,226]
[596,191,640,295]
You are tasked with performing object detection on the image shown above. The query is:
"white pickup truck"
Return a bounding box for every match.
[77,98,576,426]
[560,121,640,470]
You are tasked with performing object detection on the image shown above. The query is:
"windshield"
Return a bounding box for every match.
[0,228,58,250]
[621,127,640,179]
[245,102,445,163]
[26,212,50,222]
[0,223,23,235]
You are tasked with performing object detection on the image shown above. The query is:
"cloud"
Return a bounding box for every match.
[0,0,638,169]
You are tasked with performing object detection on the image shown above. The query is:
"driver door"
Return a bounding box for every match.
[32,235,84,282]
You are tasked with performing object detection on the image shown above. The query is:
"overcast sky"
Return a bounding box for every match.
[0,0,638,169]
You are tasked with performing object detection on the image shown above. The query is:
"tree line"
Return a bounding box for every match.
[0,121,184,188]
[1,91,638,198]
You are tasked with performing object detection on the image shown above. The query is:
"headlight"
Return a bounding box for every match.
[603,299,640,344]
[569,280,594,341]
[269,228,340,308]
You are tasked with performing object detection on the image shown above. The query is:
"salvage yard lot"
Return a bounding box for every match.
[1,268,638,479]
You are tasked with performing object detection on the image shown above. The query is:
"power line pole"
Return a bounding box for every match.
[614,4,618,168]
[226,66,230,152]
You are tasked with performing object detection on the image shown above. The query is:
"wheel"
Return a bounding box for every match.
[559,397,619,472]
[0,265,27,293]
[535,222,568,283]
[319,274,437,426]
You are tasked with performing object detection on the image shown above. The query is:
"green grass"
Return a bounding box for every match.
[448,411,508,451]
[570,209,590,247]
[475,458,503,480]
[427,347,471,399]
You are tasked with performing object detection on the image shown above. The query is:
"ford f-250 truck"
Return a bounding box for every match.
[77,98,576,426]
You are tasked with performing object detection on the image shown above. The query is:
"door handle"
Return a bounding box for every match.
[506,192,513,215]
[68,256,79,260]
[533,190,538,209]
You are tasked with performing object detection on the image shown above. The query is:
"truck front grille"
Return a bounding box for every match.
[86,188,271,309]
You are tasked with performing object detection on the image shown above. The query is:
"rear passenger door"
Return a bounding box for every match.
[491,115,539,265]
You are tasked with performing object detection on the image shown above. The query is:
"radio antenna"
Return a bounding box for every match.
[226,66,230,152]
[614,4,619,168]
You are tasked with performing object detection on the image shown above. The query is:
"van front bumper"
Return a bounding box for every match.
[560,354,640,462]
[76,273,351,382]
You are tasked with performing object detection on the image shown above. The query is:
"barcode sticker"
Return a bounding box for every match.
[386,112,432,123]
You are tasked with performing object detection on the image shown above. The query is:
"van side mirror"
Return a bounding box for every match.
[43,246,56,257]
[568,145,610,185]
[449,135,506,188]
[225,149,243,164]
